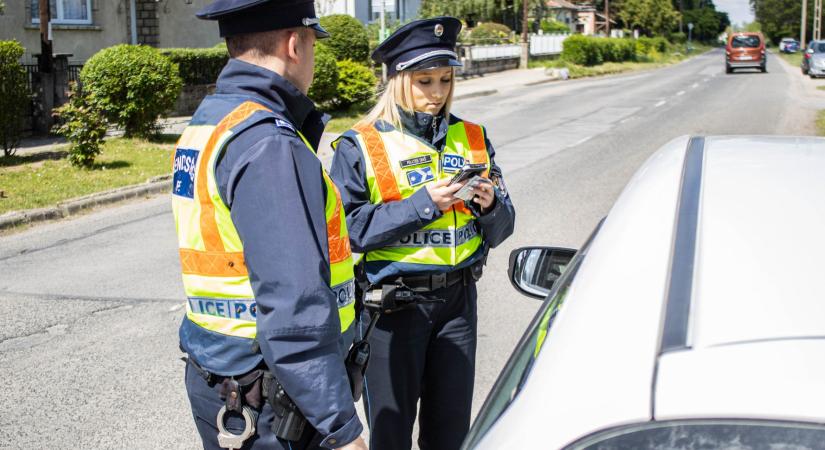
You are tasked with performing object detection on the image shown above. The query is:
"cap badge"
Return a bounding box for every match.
[434,24,444,37]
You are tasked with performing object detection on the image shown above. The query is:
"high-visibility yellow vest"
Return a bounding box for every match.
[339,118,491,282]
[172,100,356,352]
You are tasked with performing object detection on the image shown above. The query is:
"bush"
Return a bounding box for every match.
[319,15,370,63]
[309,45,339,106]
[562,34,603,66]
[539,18,570,34]
[635,36,670,60]
[465,22,513,45]
[0,40,29,157]
[601,38,637,62]
[53,84,107,168]
[160,47,228,85]
[334,60,377,109]
[81,44,182,138]
[669,32,688,44]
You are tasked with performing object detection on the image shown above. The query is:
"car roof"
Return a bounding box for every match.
[475,136,825,449]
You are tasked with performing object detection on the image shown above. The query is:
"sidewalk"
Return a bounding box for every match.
[13,67,556,159]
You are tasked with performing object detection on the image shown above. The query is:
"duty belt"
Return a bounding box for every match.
[396,268,468,292]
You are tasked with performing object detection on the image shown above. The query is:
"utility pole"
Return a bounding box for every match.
[380,0,387,82]
[38,0,53,73]
[816,0,823,40]
[802,0,808,48]
[604,0,610,36]
[520,0,529,69]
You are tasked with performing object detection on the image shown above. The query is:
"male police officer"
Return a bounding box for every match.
[171,1,366,449]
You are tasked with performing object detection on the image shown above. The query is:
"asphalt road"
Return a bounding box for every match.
[0,49,817,449]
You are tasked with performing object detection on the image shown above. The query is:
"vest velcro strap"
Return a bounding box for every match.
[180,248,248,277]
[198,101,272,252]
[354,123,402,203]
[463,122,490,177]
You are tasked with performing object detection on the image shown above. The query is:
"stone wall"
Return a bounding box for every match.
[135,0,158,47]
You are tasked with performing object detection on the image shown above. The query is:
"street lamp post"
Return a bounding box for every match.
[520,0,529,68]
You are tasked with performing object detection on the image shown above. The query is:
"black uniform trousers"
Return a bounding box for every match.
[184,359,324,450]
[360,279,478,450]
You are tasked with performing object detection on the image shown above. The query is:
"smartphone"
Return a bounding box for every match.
[448,163,487,185]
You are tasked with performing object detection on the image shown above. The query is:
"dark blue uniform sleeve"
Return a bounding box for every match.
[329,136,441,253]
[470,132,515,248]
[218,125,362,448]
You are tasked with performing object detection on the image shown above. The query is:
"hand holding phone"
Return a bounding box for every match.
[448,163,487,186]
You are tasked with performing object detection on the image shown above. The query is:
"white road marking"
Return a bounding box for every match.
[676,90,686,96]
[168,304,184,312]
[573,136,593,146]
[655,100,667,107]
[691,83,699,89]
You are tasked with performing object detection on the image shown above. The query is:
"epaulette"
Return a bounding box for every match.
[274,118,296,133]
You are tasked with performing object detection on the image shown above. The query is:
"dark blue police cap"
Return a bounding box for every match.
[372,17,462,77]
[196,0,329,39]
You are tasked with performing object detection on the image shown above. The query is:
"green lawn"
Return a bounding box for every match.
[530,44,714,79]
[324,105,372,134]
[0,138,173,214]
[777,51,804,68]
[816,110,825,136]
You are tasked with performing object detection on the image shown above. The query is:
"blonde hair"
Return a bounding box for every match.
[356,67,456,130]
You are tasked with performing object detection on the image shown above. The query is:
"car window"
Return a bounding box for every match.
[731,35,760,48]
[461,221,603,450]
[567,420,825,450]
[816,42,825,53]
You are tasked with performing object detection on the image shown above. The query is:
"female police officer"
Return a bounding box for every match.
[329,17,515,450]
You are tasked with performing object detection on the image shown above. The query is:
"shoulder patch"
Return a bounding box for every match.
[274,118,296,132]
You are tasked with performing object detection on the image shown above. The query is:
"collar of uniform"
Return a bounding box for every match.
[215,58,317,133]
[396,107,447,147]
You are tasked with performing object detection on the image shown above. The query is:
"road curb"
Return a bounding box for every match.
[0,175,172,231]
[454,89,498,101]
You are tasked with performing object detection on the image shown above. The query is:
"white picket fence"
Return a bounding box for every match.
[468,34,570,61]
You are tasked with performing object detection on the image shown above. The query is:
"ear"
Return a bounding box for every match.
[286,30,301,63]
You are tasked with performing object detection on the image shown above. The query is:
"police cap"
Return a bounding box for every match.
[372,17,462,77]
[196,0,329,39]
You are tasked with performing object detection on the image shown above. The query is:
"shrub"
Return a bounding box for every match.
[466,22,513,45]
[539,18,570,34]
[669,32,688,44]
[334,59,377,109]
[562,34,603,66]
[0,40,29,157]
[160,47,228,85]
[319,14,370,63]
[80,44,182,138]
[309,44,339,106]
[53,84,107,168]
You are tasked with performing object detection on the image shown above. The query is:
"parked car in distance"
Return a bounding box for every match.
[803,40,825,77]
[462,136,825,450]
[779,37,800,53]
[725,32,766,73]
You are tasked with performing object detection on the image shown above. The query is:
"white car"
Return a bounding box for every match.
[463,136,825,449]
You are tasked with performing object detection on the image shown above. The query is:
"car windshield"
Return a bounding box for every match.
[567,420,825,449]
[814,42,825,52]
[461,221,602,450]
[731,36,760,48]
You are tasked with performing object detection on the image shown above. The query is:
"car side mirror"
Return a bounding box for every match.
[807,48,815,54]
[508,247,577,299]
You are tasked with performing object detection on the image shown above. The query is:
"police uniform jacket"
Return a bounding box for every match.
[330,109,515,268]
[196,58,362,446]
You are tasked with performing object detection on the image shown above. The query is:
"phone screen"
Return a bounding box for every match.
[449,164,487,185]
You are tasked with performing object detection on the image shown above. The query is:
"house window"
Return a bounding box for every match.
[32,0,93,25]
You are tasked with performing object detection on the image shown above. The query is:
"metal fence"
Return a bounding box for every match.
[469,44,522,61]
[530,33,569,56]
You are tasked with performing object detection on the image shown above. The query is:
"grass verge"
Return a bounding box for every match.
[0,138,173,214]
[324,105,371,134]
[530,44,714,79]
[777,51,804,69]
[816,110,825,136]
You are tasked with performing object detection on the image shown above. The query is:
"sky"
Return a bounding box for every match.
[713,0,755,26]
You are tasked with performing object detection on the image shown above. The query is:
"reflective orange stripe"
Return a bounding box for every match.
[354,124,402,203]
[197,101,271,251]
[326,180,352,264]
[179,248,247,277]
[463,122,490,177]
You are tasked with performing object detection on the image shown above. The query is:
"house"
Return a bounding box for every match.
[0,0,221,63]
[546,0,615,36]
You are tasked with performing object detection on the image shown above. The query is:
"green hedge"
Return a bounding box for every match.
[0,40,29,157]
[160,48,228,85]
[563,36,671,66]
[561,34,604,66]
[309,45,339,106]
[334,59,377,109]
[81,45,182,137]
[463,22,513,45]
[319,14,370,64]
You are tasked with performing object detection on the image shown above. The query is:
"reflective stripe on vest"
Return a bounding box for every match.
[172,100,356,341]
[347,120,490,275]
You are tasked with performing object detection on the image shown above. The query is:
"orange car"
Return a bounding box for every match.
[726,32,767,74]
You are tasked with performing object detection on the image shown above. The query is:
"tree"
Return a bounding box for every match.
[617,0,681,36]
[751,0,816,44]
[682,7,730,41]
[419,0,543,33]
